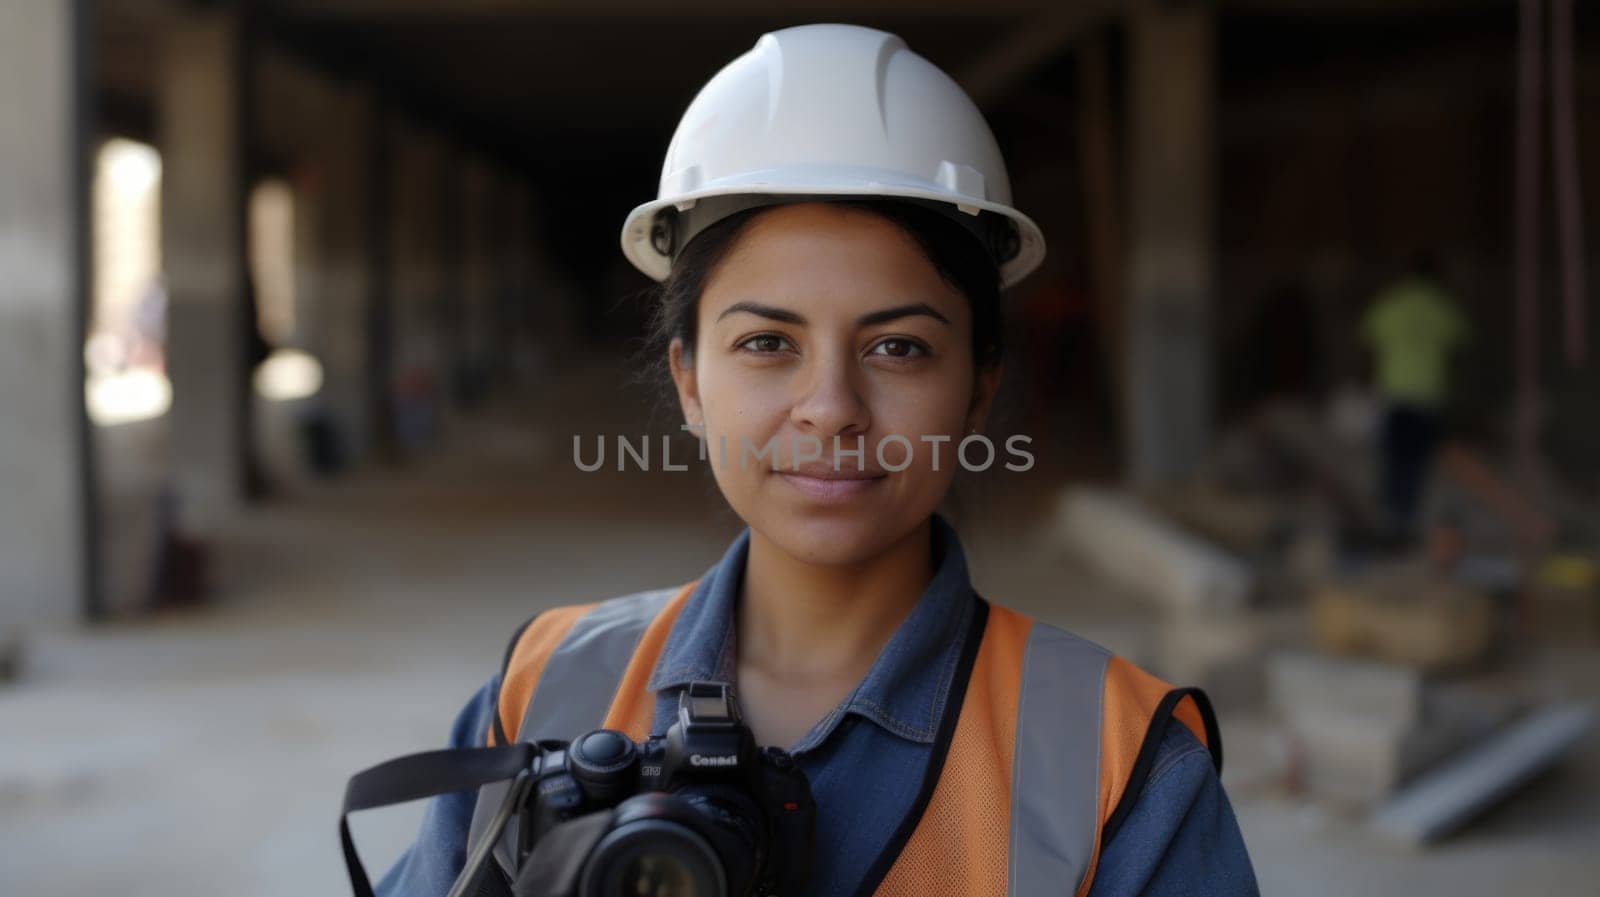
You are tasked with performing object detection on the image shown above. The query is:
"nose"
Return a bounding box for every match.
[789,348,872,441]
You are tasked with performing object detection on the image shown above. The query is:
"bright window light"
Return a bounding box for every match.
[86,368,172,427]
[254,348,324,402]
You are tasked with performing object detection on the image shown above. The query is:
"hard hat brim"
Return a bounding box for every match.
[620,167,1047,289]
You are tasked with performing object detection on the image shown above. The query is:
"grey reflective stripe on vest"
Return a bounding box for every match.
[464,586,680,881]
[1007,621,1110,897]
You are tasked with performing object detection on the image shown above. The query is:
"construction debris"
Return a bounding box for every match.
[1046,395,1599,841]
[1527,554,1600,644]
[1146,480,1289,560]
[1437,443,1559,550]
[1268,652,1518,807]
[1312,568,1497,673]
[1269,651,1426,724]
[1253,403,1391,536]
[1371,704,1596,845]
[1158,608,1300,713]
[1057,487,1256,612]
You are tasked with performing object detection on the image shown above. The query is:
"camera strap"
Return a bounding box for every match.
[341,743,536,897]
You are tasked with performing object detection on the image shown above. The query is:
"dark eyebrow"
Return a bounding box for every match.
[857,302,950,327]
[716,301,805,325]
[715,301,950,327]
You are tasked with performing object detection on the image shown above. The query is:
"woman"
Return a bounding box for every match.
[374,23,1257,897]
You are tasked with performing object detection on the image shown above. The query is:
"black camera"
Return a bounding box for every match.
[460,681,815,897]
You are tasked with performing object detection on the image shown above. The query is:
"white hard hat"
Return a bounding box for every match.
[620,23,1047,288]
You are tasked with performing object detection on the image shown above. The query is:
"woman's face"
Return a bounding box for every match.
[671,202,999,566]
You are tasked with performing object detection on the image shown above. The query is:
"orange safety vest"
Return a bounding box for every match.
[466,581,1220,897]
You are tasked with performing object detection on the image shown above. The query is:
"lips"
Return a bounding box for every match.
[773,462,888,503]
[781,461,888,479]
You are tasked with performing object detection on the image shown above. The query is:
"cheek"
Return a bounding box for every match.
[695,359,788,446]
[867,375,971,443]
[869,376,972,490]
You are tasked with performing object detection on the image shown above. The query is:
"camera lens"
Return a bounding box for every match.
[581,819,725,897]
[619,849,697,897]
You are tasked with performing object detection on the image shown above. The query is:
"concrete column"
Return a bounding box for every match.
[389,121,446,452]
[490,168,517,386]
[523,195,583,379]
[459,157,494,406]
[305,83,375,461]
[503,176,539,386]
[160,11,248,530]
[1124,1,1216,485]
[0,1,93,627]
[365,98,395,460]
[436,144,466,421]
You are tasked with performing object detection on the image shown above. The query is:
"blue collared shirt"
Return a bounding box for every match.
[375,514,1258,897]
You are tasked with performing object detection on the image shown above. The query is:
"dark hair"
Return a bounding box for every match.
[634,198,1005,401]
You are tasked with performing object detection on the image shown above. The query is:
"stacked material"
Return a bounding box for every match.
[1312,568,1497,673]
[1267,652,1514,807]
[1057,487,1256,612]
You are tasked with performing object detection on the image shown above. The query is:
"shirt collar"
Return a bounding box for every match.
[647,513,977,748]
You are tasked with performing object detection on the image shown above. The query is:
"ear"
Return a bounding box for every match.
[965,364,1001,434]
[669,337,705,431]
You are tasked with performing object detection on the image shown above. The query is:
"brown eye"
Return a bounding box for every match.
[738,334,791,354]
[870,338,926,359]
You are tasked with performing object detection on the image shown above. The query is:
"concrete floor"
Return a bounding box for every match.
[4,361,1597,896]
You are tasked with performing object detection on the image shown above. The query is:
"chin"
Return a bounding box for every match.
[745,499,920,568]
[779,523,887,566]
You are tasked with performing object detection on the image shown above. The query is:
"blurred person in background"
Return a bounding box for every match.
[365,24,1257,897]
[1362,251,1471,538]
